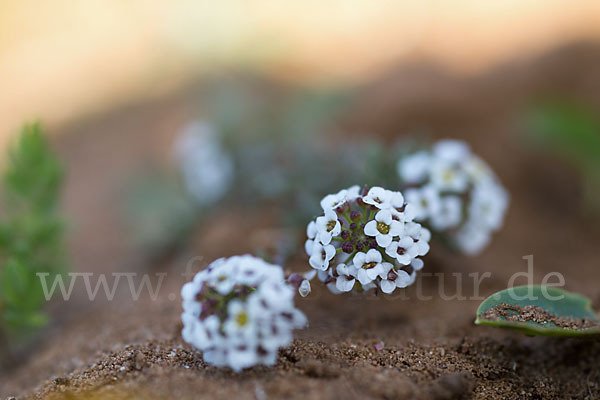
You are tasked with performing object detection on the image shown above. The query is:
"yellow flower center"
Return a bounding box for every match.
[363,262,377,270]
[443,169,455,182]
[377,222,390,234]
[236,311,248,327]
[326,220,337,232]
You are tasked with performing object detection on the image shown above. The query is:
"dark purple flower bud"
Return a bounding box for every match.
[369,240,378,249]
[342,242,354,254]
[287,273,303,287]
[356,197,365,207]
[350,210,362,221]
[335,205,345,214]
[341,230,351,240]
[355,240,365,251]
[360,186,369,196]
[349,222,358,231]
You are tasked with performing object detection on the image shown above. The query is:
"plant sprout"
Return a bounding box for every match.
[0,123,65,365]
[181,255,306,372]
[398,139,509,255]
[475,285,600,337]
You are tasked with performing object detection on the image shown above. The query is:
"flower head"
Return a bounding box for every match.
[397,139,509,255]
[181,255,306,371]
[174,121,234,206]
[304,186,430,294]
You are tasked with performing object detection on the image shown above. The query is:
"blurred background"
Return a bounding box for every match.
[2,0,600,144]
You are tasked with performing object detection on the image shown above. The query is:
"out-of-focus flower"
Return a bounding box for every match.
[304,186,430,294]
[174,121,234,207]
[398,139,509,255]
[181,255,306,372]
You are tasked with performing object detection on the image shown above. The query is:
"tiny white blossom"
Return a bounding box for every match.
[316,209,342,245]
[363,186,393,209]
[385,236,416,265]
[398,151,431,183]
[430,195,463,230]
[364,209,403,247]
[335,264,356,292]
[320,187,353,211]
[404,185,441,221]
[432,139,470,162]
[308,242,336,271]
[430,160,469,192]
[353,249,384,286]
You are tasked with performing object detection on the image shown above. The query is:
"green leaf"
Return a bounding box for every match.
[475,285,600,337]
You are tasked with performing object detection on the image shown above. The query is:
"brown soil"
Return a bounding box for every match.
[2,42,600,399]
[479,304,600,331]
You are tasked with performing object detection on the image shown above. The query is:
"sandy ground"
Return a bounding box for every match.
[2,42,600,399]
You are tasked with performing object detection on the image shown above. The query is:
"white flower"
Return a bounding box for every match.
[404,185,441,221]
[345,185,361,202]
[430,195,463,230]
[464,155,495,184]
[398,151,431,183]
[353,249,384,286]
[364,209,403,247]
[174,121,234,206]
[181,255,306,372]
[378,262,397,294]
[468,183,509,231]
[334,264,356,292]
[432,139,470,163]
[363,186,393,209]
[315,209,341,245]
[321,186,354,211]
[430,160,469,192]
[379,263,413,292]
[308,242,336,271]
[385,236,416,265]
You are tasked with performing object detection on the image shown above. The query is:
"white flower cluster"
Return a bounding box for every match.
[305,186,430,294]
[181,255,306,372]
[398,139,509,255]
[174,121,234,206]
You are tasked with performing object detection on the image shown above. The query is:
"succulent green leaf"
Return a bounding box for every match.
[475,285,600,337]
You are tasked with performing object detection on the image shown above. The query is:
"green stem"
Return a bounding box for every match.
[344,250,358,265]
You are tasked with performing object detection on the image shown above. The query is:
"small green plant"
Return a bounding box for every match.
[524,101,600,215]
[475,285,600,337]
[0,123,65,365]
